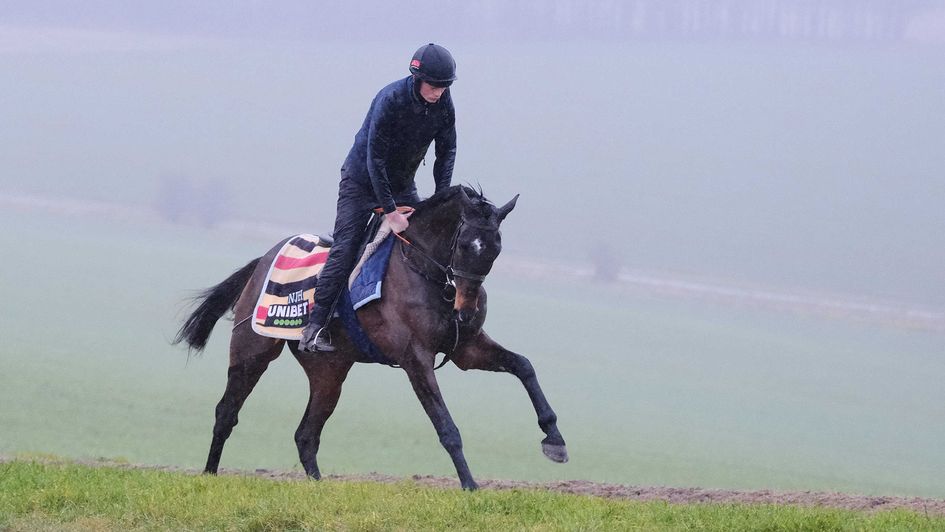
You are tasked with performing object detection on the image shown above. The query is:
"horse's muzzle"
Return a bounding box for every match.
[453,279,482,324]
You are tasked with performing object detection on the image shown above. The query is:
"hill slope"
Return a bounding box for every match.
[2,458,944,531]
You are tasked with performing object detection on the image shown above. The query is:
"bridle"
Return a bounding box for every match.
[394,215,496,366]
[394,216,492,302]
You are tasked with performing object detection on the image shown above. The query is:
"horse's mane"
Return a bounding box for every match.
[415,184,496,223]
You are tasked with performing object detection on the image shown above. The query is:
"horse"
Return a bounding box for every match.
[174,185,567,490]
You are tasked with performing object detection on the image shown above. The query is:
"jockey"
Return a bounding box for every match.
[300,43,458,353]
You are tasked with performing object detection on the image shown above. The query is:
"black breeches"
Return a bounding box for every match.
[313,196,372,311]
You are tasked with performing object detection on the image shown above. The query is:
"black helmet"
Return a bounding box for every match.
[409,43,457,87]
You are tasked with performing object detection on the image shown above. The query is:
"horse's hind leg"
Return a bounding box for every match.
[452,331,568,463]
[289,346,354,479]
[204,332,284,474]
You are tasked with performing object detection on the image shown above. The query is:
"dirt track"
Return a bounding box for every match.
[7,457,942,516]
[269,471,945,516]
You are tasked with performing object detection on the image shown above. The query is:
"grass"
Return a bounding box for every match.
[1,209,944,499]
[2,460,943,531]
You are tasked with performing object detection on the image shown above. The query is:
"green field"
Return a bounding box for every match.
[1,208,943,500]
[3,460,943,531]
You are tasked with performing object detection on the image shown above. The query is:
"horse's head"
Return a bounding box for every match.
[447,187,518,324]
[405,185,519,325]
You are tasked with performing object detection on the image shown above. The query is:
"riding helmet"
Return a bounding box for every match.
[409,43,457,87]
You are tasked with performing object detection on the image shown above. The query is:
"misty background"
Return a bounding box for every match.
[4,0,944,307]
[2,1,944,497]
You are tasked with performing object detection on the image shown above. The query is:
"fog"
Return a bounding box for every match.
[2,1,944,495]
[3,0,944,306]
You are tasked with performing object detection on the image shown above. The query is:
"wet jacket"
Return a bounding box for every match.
[341,76,456,213]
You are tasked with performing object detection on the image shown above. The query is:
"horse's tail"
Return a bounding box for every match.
[175,257,262,353]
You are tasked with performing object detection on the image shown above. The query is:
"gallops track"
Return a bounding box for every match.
[13,457,940,515]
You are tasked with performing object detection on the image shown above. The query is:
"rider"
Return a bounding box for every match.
[300,43,458,353]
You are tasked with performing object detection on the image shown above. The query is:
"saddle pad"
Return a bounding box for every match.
[348,211,410,287]
[252,234,328,340]
[349,235,396,310]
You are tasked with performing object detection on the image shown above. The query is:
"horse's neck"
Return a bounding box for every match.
[409,204,462,257]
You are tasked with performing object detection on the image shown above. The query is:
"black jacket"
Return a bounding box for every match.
[341,76,456,213]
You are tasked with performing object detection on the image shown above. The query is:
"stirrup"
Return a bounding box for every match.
[303,326,335,353]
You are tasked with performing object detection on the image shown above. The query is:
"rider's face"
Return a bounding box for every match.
[419,81,447,103]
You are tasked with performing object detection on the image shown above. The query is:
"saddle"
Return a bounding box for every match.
[251,208,412,341]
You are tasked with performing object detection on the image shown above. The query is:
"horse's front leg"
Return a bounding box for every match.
[401,346,478,490]
[452,330,568,463]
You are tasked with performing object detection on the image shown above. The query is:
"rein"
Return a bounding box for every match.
[393,217,487,284]
[394,215,491,365]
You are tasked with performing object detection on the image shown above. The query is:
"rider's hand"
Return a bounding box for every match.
[385,210,410,233]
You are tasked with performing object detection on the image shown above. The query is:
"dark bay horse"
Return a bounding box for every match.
[175,185,567,490]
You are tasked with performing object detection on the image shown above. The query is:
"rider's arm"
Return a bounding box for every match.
[366,95,398,214]
[433,101,456,194]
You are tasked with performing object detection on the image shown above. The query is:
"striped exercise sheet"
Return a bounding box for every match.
[252,234,328,340]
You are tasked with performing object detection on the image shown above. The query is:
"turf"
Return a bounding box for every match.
[2,460,943,531]
[1,209,944,499]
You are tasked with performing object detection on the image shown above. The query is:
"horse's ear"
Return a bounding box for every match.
[497,194,519,222]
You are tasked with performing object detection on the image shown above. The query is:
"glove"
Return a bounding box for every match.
[385,210,410,233]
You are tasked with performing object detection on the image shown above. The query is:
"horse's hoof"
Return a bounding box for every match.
[542,443,569,463]
[461,479,480,491]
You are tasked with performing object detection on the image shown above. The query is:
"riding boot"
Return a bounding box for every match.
[299,302,335,353]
